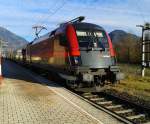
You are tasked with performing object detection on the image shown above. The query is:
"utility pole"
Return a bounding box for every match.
[137,23,150,77]
[0,39,4,56]
[0,39,8,57]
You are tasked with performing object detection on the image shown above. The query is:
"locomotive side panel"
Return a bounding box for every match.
[25,34,69,73]
[26,45,31,63]
[52,35,68,69]
[31,38,54,64]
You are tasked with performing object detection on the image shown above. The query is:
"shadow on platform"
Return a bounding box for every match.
[1,59,62,88]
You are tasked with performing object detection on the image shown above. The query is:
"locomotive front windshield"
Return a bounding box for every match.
[76,30,109,50]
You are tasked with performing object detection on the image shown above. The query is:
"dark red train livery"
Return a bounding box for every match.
[11,17,123,92]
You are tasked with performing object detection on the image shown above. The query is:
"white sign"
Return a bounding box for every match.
[76,31,103,37]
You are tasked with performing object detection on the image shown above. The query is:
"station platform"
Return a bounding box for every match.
[0,60,123,124]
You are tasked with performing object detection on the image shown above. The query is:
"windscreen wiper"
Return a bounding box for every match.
[95,34,105,51]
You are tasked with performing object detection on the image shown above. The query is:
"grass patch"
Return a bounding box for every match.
[107,64,150,107]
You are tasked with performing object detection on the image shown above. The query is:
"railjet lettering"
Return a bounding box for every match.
[76,31,103,37]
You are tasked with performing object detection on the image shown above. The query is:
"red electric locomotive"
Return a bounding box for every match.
[20,16,123,92]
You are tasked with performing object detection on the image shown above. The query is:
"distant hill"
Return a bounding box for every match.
[109,30,140,43]
[109,30,141,63]
[0,27,140,50]
[0,26,28,50]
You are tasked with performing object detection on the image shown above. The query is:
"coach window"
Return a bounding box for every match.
[59,34,67,46]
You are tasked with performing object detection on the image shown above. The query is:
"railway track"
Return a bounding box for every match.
[17,62,150,124]
[35,70,150,124]
[80,92,150,124]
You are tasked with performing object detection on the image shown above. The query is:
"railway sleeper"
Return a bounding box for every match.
[82,92,91,96]
[110,106,125,112]
[127,114,145,120]
[106,104,123,111]
[117,109,136,117]
[97,101,112,105]
[83,94,98,98]
[121,111,136,117]
[90,97,105,102]
[115,109,133,114]
[130,114,148,124]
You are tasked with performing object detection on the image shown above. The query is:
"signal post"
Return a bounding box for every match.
[137,23,150,77]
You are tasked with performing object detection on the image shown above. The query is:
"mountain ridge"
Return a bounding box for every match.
[0,27,140,50]
[109,30,140,43]
[0,26,28,50]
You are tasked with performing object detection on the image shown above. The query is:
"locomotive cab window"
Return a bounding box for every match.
[59,34,67,46]
[76,30,109,50]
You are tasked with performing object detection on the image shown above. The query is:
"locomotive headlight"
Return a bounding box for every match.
[74,56,81,65]
[74,57,79,64]
[93,42,97,48]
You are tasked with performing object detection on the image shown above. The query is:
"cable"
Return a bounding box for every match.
[30,0,68,38]
[41,0,68,27]
[35,1,59,26]
[28,0,65,40]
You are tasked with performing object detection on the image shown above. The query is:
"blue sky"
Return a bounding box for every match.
[0,0,150,41]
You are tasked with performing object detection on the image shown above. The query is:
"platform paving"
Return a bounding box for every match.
[0,78,101,124]
[0,60,124,124]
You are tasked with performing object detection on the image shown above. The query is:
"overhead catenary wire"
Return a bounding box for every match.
[34,1,59,26]
[26,0,67,41]
[37,0,68,27]
[30,0,68,39]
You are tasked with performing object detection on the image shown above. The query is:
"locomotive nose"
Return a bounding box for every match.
[80,49,114,69]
